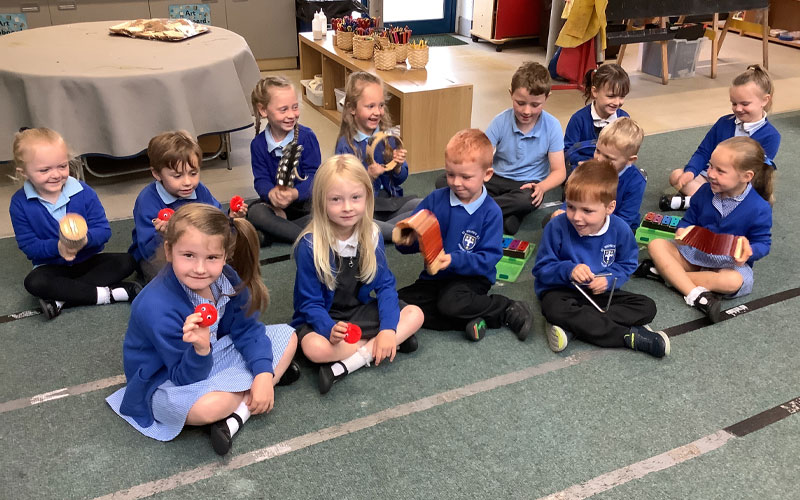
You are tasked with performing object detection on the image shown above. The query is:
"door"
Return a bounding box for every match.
[382,0,456,34]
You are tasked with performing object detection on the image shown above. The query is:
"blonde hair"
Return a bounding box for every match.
[12,128,74,180]
[148,131,202,174]
[511,61,551,96]
[297,154,378,290]
[164,204,269,316]
[718,137,775,205]
[337,72,393,160]
[565,159,618,206]
[732,64,774,112]
[597,117,644,158]
[445,129,493,171]
[251,75,295,136]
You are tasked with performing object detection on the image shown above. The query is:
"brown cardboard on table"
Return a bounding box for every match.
[109,18,210,41]
[392,209,445,274]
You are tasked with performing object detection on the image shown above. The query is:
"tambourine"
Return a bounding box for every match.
[366,131,405,171]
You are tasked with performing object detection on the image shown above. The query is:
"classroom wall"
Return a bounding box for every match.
[457,0,473,35]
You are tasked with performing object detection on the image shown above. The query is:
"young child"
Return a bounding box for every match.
[107,204,299,456]
[246,76,321,246]
[397,129,532,342]
[661,64,780,210]
[644,137,773,323]
[484,61,566,235]
[291,154,424,395]
[129,131,246,282]
[550,117,646,233]
[564,64,631,170]
[9,128,139,320]
[533,160,669,358]
[334,71,420,241]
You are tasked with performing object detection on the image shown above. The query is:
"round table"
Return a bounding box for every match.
[0,21,260,163]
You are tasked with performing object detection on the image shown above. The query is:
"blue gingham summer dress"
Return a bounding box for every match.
[106,274,294,441]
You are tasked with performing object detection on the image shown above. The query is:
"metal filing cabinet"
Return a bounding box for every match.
[0,1,53,29]
[225,0,297,59]
[48,0,150,25]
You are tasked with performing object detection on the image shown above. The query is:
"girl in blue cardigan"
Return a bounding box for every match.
[291,154,423,395]
[646,137,774,322]
[662,65,780,210]
[106,204,299,456]
[246,76,321,245]
[9,128,138,319]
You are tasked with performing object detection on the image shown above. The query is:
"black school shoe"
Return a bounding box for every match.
[694,291,723,323]
[110,281,143,303]
[633,259,665,283]
[38,298,61,320]
[398,335,419,353]
[318,363,347,395]
[624,325,670,358]
[504,301,533,341]
[465,318,487,342]
[277,361,301,386]
[209,412,243,456]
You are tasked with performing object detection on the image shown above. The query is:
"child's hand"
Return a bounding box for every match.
[183,312,211,356]
[674,227,688,240]
[372,329,397,365]
[520,182,544,207]
[367,162,384,180]
[675,171,695,190]
[588,276,608,294]
[152,217,170,233]
[329,321,348,344]
[391,148,407,170]
[246,372,275,415]
[428,252,451,275]
[392,228,417,246]
[268,187,290,209]
[57,240,81,261]
[229,201,248,219]
[571,264,594,284]
[734,237,752,265]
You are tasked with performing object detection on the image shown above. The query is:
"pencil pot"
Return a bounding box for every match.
[374,48,396,70]
[391,43,408,63]
[336,30,353,51]
[377,36,390,49]
[352,35,375,59]
[407,45,428,69]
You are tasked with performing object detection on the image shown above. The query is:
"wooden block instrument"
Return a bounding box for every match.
[275,123,307,188]
[676,225,745,260]
[392,209,445,275]
[58,213,88,252]
[366,131,404,171]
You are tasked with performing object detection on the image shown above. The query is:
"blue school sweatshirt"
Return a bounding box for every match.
[335,135,409,197]
[563,104,630,166]
[250,124,321,202]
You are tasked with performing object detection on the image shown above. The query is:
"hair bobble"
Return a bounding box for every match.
[764,155,776,170]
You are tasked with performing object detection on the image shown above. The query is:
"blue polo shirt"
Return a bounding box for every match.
[23,176,84,221]
[486,108,564,182]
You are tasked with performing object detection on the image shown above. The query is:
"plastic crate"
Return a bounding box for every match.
[639,38,706,79]
[334,87,345,113]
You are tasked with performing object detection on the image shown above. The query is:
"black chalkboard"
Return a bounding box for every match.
[606,0,769,21]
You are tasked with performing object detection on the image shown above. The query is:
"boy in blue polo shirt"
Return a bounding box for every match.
[397,129,532,342]
[485,61,567,234]
[533,160,669,358]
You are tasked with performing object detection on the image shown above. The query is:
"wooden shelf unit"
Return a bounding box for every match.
[298,32,474,173]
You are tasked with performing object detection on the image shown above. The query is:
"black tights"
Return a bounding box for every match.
[24,253,136,305]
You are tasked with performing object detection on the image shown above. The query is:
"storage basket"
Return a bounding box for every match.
[407,45,428,69]
[352,35,375,60]
[391,43,408,63]
[376,36,390,49]
[374,48,396,71]
[336,30,353,51]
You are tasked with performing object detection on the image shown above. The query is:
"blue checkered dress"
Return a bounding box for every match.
[676,184,754,298]
[106,274,293,441]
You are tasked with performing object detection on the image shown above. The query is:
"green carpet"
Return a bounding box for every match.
[410,33,468,47]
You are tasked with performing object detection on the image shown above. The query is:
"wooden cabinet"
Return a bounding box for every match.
[471,0,540,50]
[225,0,297,60]
[0,1,52,30]
[48,0,150,25]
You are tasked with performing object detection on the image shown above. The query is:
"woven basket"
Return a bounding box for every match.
[407,45,429,69]
[374,48,396,71]
[352,35,375,60]
[377,36,390,49]
[336,30,353,51]
[391,43,408,63]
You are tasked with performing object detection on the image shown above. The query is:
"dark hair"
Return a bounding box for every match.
[565,159,618,205]
[165,204,269,316]
[582,63,630,104]
[147,131,202,174]
[511,61,551,96]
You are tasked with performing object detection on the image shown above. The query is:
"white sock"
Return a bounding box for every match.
[332,346,374,376]
[111,286,130,302]
[684,286,708,306]
[225,401,251,437]
[55,301,65,310]
[670,195,690,209]
[96,287,111,305]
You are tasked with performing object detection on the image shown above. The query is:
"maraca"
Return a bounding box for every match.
[58,213,88,251]
[344,323,362,344]
[195,303,218,327]
[230,195,244,212]
[158,208,175,221]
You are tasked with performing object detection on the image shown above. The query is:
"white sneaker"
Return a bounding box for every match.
[547,323,571,353]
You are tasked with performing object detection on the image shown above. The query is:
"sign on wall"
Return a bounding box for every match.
[0,13,27,35]
[168,4,211,25]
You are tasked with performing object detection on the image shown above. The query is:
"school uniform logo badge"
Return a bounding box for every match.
[601,244,616,267]
[460,230,479,251]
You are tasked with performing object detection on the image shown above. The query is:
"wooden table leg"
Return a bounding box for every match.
[717,16,730,55]
[711,12,719,79]
[615,19,633,65]
[762,7,769,69]
[660,17,669,85]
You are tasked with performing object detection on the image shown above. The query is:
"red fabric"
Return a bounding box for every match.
[555,38,597,86]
